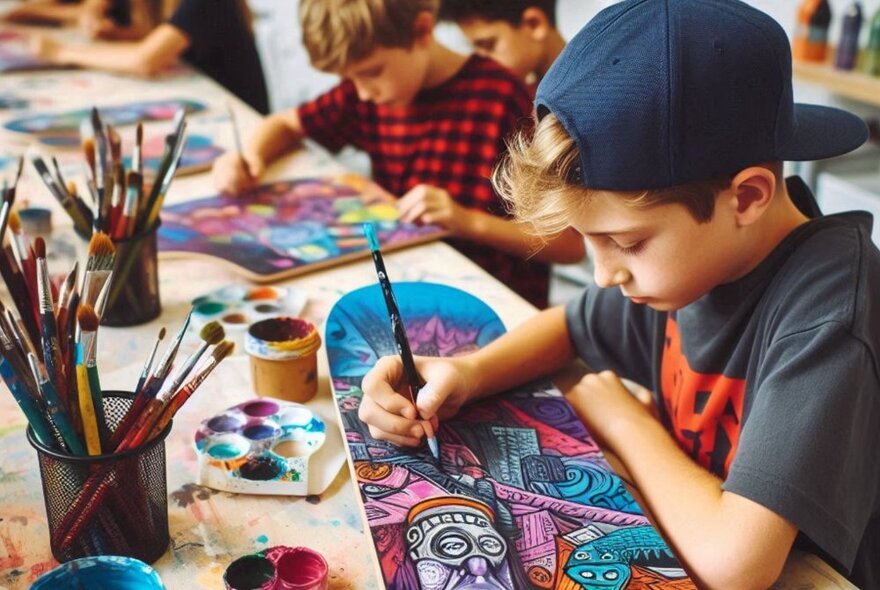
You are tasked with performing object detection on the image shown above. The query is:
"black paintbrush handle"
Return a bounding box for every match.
[371,250,422,403]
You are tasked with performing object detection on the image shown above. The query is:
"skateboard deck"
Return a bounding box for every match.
[325,282,695,589]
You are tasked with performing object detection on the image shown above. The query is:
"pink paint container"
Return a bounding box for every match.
[224,546,328,590]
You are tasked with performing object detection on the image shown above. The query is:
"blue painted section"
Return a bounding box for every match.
[326,282,505,384]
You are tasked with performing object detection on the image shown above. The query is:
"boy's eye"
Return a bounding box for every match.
[474,38,497,52]
[358,65,384,78]
[614,240,645,255]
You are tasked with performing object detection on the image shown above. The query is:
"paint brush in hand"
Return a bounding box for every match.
[362,223,439,459]
[226,100,244,154]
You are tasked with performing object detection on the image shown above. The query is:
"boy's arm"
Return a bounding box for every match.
[241,109,306,174]
[398,184,586,264]
[567,372,797,590]
[211,109,305,194]
[4,0,82,25]
[30,23,188,76]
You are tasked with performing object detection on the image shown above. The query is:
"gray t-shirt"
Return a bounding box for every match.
[565,185,880,588]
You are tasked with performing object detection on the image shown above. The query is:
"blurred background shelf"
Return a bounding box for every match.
[793,58,880,107]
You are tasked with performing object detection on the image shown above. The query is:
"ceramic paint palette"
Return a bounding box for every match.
[191,285,307,351]
[195,399,326,495]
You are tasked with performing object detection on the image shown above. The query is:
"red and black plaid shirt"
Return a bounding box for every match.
[297,55,548,308]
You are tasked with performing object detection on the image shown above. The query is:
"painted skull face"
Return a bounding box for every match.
[405,497,514,590]
[565,546,630,590]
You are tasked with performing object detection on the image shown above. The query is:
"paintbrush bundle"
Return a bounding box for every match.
[31,106,188,240]
[30,107,188,325]
[32,314,234,562]
[0,241,234,561]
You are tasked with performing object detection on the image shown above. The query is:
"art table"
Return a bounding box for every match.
[0,35,858,590]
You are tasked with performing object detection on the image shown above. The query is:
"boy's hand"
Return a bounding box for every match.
[211,152,263,195]
[359,355,472,447]
[567,370,658,445]
[398,184,469,234]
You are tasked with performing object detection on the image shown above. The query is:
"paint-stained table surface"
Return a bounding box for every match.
[0,45,543,588]
[0,17,858,590]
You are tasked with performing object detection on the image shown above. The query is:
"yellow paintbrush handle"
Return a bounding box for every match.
[76,365,102,455]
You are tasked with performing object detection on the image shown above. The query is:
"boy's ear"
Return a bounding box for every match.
[412,10,435,46]
[730,166,777,227]
[520,7,551,41]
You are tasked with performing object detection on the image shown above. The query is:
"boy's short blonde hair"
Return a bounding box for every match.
[300,0,439,73]
[493,113,734,237]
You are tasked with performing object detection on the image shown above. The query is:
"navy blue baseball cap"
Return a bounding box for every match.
[535,0,869,190]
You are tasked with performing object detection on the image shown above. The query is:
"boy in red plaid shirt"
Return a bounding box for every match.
[211,0,585,308]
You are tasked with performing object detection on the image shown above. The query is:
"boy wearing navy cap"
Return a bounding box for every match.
[359,0,880,588]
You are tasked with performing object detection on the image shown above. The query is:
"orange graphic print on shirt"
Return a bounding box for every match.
[660,317,745,477]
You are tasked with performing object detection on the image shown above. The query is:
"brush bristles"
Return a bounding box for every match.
[86,232,115,271]
[33,237,46,260]
[212,340,234,361]
[158,326,166,340]
[77,303,100,332]
[8,212,20,234]
[199,321,225,346]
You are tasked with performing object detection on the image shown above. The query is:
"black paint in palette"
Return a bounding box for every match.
[239,455,283,481]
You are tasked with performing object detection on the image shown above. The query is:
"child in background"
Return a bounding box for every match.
[76,0,160,40]
[211,0,585,309]
[3,0,85,27]
[359,0,880,588]
[28,0,269,114]
[438,0,565,88]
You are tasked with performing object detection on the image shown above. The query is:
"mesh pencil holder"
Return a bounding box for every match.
[101,223,162,327]
[26,392,171,564]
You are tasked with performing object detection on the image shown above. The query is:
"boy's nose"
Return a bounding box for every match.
[594,264,631,289]
[354,83,374,102]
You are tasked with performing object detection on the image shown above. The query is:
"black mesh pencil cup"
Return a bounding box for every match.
[26,392,171,564]
[101,223,162,327]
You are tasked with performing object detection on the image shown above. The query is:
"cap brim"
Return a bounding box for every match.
[779,104,868,161]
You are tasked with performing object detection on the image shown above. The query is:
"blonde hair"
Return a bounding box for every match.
[300,0,439,72]
[493,113,734,236]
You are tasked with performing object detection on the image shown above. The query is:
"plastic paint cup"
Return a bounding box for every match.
[224,554,278,590]
[275,547,329,590]
[245,317,321,403]
[31,555,165,589]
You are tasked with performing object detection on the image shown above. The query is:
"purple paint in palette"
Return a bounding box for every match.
[195,399,326,495]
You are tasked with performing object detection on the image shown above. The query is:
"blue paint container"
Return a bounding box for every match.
[31,555,165,589]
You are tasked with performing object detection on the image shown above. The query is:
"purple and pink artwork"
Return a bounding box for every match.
[158,174,447,283]
[326,282,696,590]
